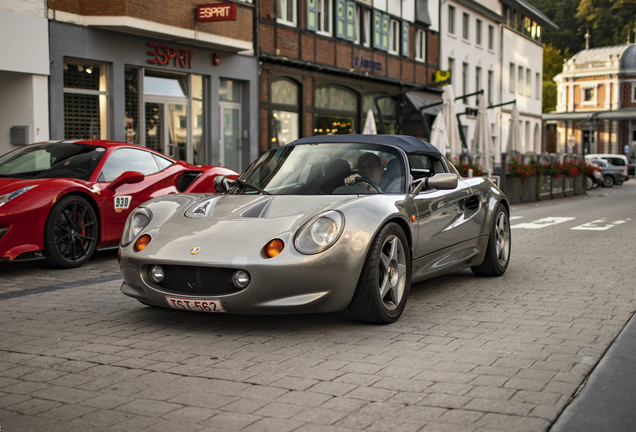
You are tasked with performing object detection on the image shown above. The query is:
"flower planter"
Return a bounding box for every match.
[525,176,537,203]
[563,177,575,196]
[505,176,522,204]
[538,174,551,201]
[574,174,586,195]
[551,176,564,199]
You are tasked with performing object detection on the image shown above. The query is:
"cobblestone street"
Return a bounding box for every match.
[1,182,635,432]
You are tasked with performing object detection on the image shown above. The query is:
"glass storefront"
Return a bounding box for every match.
[63,59,108,140]
[270,79,300,146]
[220,78,242,172]
[314,86,358,136]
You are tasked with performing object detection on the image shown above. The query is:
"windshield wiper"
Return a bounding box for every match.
[234,179,271,195]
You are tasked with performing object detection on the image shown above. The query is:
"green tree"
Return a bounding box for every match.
[542,44,568,113]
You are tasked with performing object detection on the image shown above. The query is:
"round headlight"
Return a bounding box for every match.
[121,207,152,247]
[232,270,250,288]
[149,265,164,284]
[295,210,344,255]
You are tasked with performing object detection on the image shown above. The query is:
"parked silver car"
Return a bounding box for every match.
[119,135,511,324]
[585,154,629,187]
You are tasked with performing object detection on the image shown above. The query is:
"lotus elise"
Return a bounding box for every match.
[119,135,511,323]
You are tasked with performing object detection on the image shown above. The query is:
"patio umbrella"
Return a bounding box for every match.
[430,112,450,154]
[472,95,495,172]
[363,109,377,134]
[505,104,523,154]
[442,85,462,159]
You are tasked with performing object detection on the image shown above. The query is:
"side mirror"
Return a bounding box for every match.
[107,171,145,191]
[412,173,459,195]
[213,175,235,193]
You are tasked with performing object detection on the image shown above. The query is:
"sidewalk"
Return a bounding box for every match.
[551,311,636,431]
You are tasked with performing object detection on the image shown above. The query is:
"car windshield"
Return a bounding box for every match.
[232,143,406,195]
[0,143,105,181]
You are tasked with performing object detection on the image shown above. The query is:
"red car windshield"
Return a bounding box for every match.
[0,143,106,181]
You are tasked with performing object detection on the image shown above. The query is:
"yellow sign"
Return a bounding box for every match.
[435,70,451,84]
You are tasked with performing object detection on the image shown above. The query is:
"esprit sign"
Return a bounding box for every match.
[196,3,237,22]
[147,43,195,68]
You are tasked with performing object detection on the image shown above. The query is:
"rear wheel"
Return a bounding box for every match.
[348,222,411,324]
[471,204,510,277]
[602,175,614,188]
[44,195,98,268]
[586,176,594,190]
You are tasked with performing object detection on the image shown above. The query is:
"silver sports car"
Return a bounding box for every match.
[119,135,511,323]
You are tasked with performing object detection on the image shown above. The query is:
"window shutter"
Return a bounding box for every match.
[382,14,390,51]
[336,0,346,38]
[307,0,318,31]
[401,21,409,57]
[373,10,382,49]
[346,1,356,41]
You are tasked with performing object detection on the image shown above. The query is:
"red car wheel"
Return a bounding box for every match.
[44,195,98,268]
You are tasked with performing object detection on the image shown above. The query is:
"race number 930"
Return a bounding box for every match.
[114,195,132,213]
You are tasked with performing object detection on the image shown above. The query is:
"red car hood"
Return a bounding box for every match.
[0,177,91,196]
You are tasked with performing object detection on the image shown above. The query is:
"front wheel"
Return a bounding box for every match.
[602,175,614,188]
[44,195,98,268]
[471,204,511,277]
[348,222,411,324]
[586,176,594,190]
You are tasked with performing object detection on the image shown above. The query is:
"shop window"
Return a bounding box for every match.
[271,79,300,147]
[124,67,140,144]
[63,59,108,140]
[192,75,205,165]
[363,93,397,134]
[220,79,241,102]
[276,0,297,27]
[415,29,426,62]
[314,86,358,135]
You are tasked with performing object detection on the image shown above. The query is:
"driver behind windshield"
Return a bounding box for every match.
[344,152,403,192]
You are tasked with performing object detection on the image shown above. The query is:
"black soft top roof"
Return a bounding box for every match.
[288,134,442,156]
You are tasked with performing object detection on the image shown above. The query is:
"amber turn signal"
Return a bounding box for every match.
[411,215,417,222]
[265,239,284,258]
[134,234,151,252]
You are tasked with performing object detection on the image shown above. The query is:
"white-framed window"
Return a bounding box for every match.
[462,12,470,40]
[476,19,482,46]
[509,63,515,93]
[448,5,455,35]
[631,83,636,102]
[476,66,482,104]
[449,57,455,86]
[583,86,596,104]
[277,0,297,26]
[389,19,400,54]
[488,70,493,104]
[316,0,332,35]
[462,62,469,103]
[354,6,371,47]
[518,65,524,95]
[536,72,541,99]
[488,24,494,50]
[415,29,426,62]
[526,68,531,97]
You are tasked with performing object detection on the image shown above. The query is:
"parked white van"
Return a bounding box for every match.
[584,154,629,187]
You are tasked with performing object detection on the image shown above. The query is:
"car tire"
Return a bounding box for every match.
[586,176,594,190]
[471,203,511,277]
[44,195,98,268]
[602,175,614,188]
[348,222,411,324]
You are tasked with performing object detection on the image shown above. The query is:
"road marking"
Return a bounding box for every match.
[511,217,576,229]
[571,218,629,231]
[510,216,524,221]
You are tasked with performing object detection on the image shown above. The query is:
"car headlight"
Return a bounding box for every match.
[294,210,344,255]
[0,185,38,208]
[121,207,152,247]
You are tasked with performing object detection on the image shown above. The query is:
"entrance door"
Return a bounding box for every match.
[145,99,189,161]
[220,102,241,172]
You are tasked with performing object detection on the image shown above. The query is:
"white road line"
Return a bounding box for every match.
[511,217,577,230]
[571,218,629,231]
[510,216,524,221]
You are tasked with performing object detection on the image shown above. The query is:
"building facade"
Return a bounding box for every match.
[545,44,636,161]
[0,0,50,156]
[257,0,442,153]
[46,0,258,172]
[439,0,556,160]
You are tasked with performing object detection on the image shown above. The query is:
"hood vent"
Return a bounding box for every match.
[241,198,273,218]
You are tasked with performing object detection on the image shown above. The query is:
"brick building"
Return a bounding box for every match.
[47,0,259,172]
[257,0,442,152]
[544,44,636,162]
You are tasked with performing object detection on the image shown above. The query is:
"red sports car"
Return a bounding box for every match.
[0,140,237,268]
